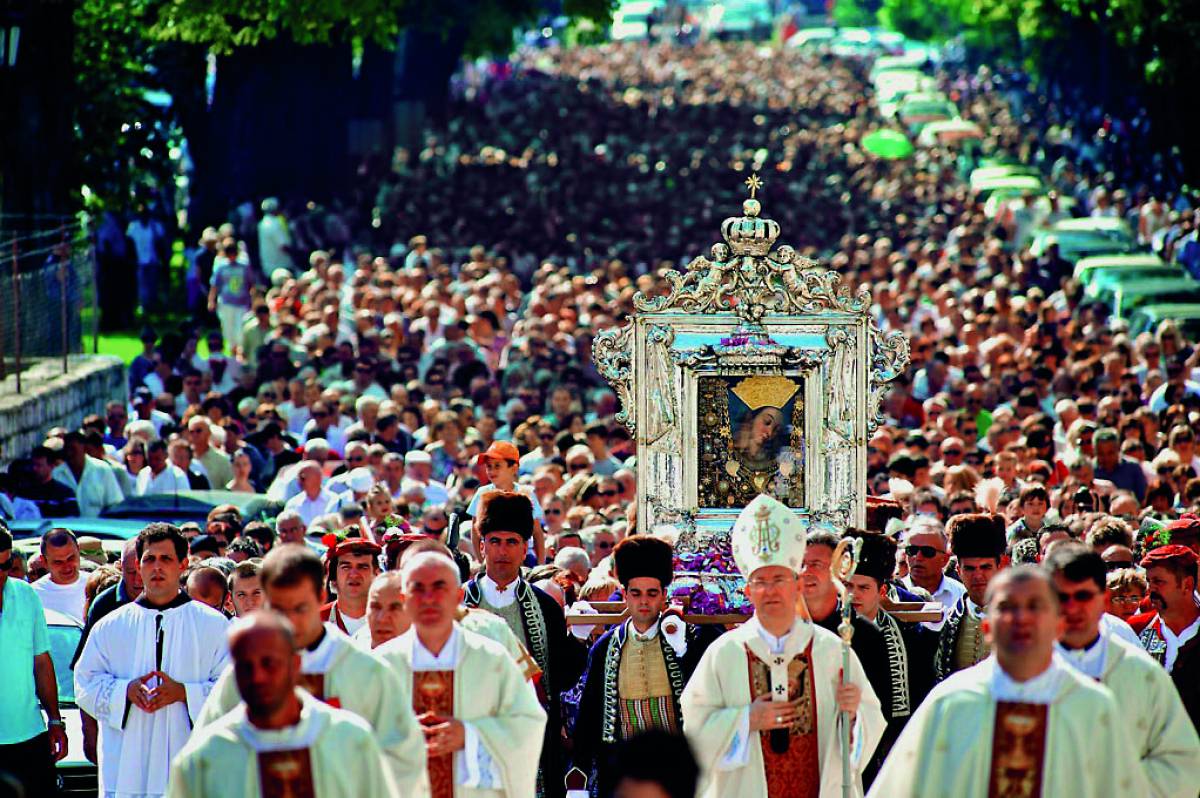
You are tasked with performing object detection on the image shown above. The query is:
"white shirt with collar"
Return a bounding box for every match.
[1159,614,1200,672]
[52,456,123,517]
[988,653,1071,704]
[628,617,687,658]
[408,627,500,790]
[135,464,191,496]
[478,574,519,609]
[902,573,966,631]
[1056,633,1109,681]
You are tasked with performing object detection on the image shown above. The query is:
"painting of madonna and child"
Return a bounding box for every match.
[696,374,805,509]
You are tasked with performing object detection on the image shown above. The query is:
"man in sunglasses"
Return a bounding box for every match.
[899,518,966,630]
[1045,543,1200,794]
[932,514,1007,683]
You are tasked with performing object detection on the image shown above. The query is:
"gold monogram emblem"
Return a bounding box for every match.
[752,504,780,556]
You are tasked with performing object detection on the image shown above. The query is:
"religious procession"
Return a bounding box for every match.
[5,3,1200,798]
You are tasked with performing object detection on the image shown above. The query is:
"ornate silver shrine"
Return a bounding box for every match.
[593,177,910,553]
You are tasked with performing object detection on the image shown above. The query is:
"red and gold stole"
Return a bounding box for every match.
[295,673,341,709]
[986,701,1049,798]
[745,641,820,798]
[414,670,456,798]
[257,748,316,798]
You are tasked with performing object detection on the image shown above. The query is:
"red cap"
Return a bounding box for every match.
[1140,544,1200,569]
[321,534,382,558]
[478,440,519,465]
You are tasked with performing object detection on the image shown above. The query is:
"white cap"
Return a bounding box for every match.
[405,450,432,466]
[348,467,375,493]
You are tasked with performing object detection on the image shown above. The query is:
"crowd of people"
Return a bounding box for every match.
[2,34,1200,798]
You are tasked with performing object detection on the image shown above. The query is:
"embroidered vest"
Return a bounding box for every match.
[986,701,1049,798]
[953,610,990,672]
[616,634,679,739]
[877,611,911,719]
[413,670,456,798]
[745,642,820,798]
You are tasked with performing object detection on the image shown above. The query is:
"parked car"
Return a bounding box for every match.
[1098,276,1200,319]
[1074,254,1179,296]
[44,608,97,796]
[611,0,663,40]
[99,490,283,524]
[1129,304,1200,338]
[970,174,1044,202]
[1028,217,1139,263]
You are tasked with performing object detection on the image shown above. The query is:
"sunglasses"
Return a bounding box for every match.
[904,544,945,559]
[568,463,590,471]
[1057,589,1100,604]
[348,455,366,463]
[545,508,563,516]
[596,541,614,550]
[942,449,963,457]
[597,490,618,497]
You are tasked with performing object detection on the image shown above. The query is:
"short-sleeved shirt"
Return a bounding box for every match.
[211,258,253,308]
[466,483,545,524]
[0,578,51,744]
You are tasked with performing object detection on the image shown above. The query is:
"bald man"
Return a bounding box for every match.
[355,572,409,650]
[168,611,396,797]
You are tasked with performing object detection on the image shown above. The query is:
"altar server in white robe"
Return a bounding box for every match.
[1044,543,1200,798]
[377,548,547,798]
[167,611,396,798]
[868,565,1149,797]
[681,494,885,798]
[194,543,425,795]
[75,523,230,798]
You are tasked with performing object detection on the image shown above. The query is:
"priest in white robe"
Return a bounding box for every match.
[377,548,547,798]
[168,611,396,798]
[868,565,1149,797]
[75,523,230,798]
[193,543,425,795]
[1044,543,1200,798]
[681,495,885,798]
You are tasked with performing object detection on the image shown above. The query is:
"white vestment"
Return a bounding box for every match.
[1059,633,1200,798]
[75,597,230,798]
[378,624,547,798]
[867,655,1149,797]
[167,689,397,798]
[195,623,425,796]
[680,616,885,798]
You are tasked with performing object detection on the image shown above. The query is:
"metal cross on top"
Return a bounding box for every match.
[744,172,763,199]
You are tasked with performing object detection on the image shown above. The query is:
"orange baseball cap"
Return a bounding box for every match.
[478,440,520,464]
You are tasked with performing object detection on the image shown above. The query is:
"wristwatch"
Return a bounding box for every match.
[47,719,65,728]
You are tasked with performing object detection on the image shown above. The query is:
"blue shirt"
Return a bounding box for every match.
[211,258,253,308]
[0,578,51,744]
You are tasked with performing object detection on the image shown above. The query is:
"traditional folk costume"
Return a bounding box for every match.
[378,624,548,798]
[569,536,719,795]
[463,492,584,798]
[195,623,426,796]
[320,537,383,637]
[867,654,1149,797]
[167,689,397,798]
[1058,629,1200,797]
[841,530,936,786]
[74,594,230,798]
[933,514,1007,682]
[1136,545,1200,733]
[681,495,885,798]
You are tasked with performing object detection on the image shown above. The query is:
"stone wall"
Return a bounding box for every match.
[0,356,126,466]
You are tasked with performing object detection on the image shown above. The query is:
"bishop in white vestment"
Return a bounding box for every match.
[680,495,885,798]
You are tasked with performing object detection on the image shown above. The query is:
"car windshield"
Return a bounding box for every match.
[47,624,81,705]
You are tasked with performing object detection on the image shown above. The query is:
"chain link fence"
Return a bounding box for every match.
[0,220,99,391]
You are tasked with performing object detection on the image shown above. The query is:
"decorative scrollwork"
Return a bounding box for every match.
[674,340,831,373]
[867,327,911,434]
[593,324,635,433]
[633,198,870,323]
[643,325,678,446]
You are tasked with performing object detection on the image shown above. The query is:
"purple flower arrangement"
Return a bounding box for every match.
[671,537,753,615]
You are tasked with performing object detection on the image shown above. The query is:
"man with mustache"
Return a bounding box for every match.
[1046,542,1200,795]
[1137,545,1200,731]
